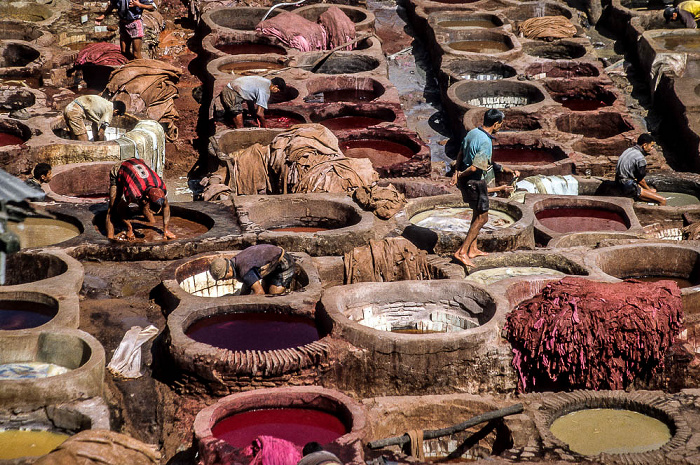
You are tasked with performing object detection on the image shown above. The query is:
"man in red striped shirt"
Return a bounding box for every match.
[106,158,176,241]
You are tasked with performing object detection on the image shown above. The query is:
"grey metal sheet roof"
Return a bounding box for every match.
[0,168,45,202]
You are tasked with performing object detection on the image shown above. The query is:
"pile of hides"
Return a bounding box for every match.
[319,6,356,50]
[200,174,231,201]
[353,183,406,219]
[344,237,431,283]
[106,59,182,141]
[75,42,128,67]
[517,16,577,40]
[256,11,327,52]
[294,157,377,194]
[225,142,271,195]
[34,430,160,465]
[116,120,166,178]
[503,277,683,392]
[244,436,302,465]
[142,10,166,56]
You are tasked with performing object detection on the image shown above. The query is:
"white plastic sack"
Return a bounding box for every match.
[107,325,159,379]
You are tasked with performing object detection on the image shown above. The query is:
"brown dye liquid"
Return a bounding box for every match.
[536,208,628,233]
[341,139,415,167]
[492,147,559,165]
[438,19,497,28]
[319,116,386,131]
[0,300,56,330]
[554,96,609,111]
[321,89,378,103]
[97,215,209,243]
[271,226,330,232]
[218,61,285,75]
[215,43,287,55]
[9,218,81,248]
[0,132,24,146]
[449,40,511,53]
[550,408,671,455]
[629,276,695,288]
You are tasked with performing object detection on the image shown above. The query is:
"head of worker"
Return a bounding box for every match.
[145,187,166,214]
[112,100,127,117]
[269,77,286,95]
[664,6,679,23]
[209,257,233,281]
[33,162,52,183]
[483,108,505,133]
[637,133,655,155]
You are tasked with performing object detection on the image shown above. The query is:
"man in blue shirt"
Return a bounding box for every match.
[96,0,157,60]
[450,109,519,267]
[220,76,287,128]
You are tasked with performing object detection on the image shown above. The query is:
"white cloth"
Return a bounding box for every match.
[107,325,159,379]
[515,175,578,195]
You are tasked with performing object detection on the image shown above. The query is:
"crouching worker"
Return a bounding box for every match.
[106,158,176,241]
[220,75,286,128]
[209,244,296,295]
[63,95,126,141]
[615,133,666,206]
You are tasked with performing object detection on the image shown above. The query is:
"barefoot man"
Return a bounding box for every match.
[450,109,519,267]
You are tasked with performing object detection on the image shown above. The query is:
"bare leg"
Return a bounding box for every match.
[76,132,89,142]
[268,285,286,295]
[454,209,489,267]
[106,185,118,239]
[639,188,667,206]
[132,38,143,60]
[232,113,244,129]
[120,35,129,57]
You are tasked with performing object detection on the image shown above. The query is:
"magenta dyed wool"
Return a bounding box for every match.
[244,436,302,465]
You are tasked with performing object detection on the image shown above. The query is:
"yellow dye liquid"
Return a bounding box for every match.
[0,430,70,459]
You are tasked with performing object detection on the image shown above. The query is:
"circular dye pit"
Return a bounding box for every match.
[93,208,211,243]
[306,77,384,104]
[641,191,700,207]
[2,252,68,286]
[0,298,57,330]
[550,408,670,455]
[212,408,347,448]
[451,81,546,110]
[438,17,501,29]
[319,115,386,131]
[445,60,517,81]
[0,430,70,459]
[410,207,515,232]
[655,34,700,53]
[9,218,81,248]
[340,139,416,167]
[311,55,379,74]
[48,162,112,201]
[522,42,586,60]
[554,96,609,111]
[0,88,35,113]
[0,361,69,379]
[0,43,41,67]
[186,313,319,352]
[318,89,378,103]
[524,62,600,78]
[215,43,287,56]
[467,267,566,286]
[239,110,304,129]
[218,60,286,76]
[206,8,273,31]
[555,113,633,139]
[493,146,562,165]
[536,207,629,233]
[0,132,25,146]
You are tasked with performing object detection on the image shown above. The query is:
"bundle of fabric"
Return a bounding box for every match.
[293,157,377,194]
[116,120,166,178]
[34,430,160,465]
[319,6,356,50]
[344,237,431,284]
[142,10,166,57]
[517,16,577,40]
[244,436,302,465]
[503,277,683,392]
[225,142,271,195]
[256,11,327,52]
[106,59,182,141]
[353,183,406,219]
[75,42,128,67]
[269,123,344,192]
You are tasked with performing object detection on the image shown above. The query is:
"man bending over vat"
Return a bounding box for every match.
[63,96,126,142]
[664,1,700,28]
[209,244,296,295]
[106,157,176,241]
[450,109,520,267]
[220,76,286,129]
[615,133,666,206]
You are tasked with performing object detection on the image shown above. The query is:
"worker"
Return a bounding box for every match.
[450,109,519,268]
[208,244,295,295]
[220,76,286,128]
[664,1,700,28]
[615,133,666,206]
[297,442,343,465]
[106,158,176,241]
[63,95,126,142]
[95,0,157,59]
[25,163,51,190]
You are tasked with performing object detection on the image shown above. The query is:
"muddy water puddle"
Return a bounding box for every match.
[9,218,81,248]
[0,300,56,330]
[215,43,287,55]
[554,97,609,111]
[550,408,671,455]
[493,147,559,165]
[411,207,515,232]
[0,430,70,459]
[438,19,497,28]
[95,215,208,243]
[536,208,628,232]
[341,139,415,167]
[449,40,511,53]
[467,267,566,286]
[320,115,387,130]
[212,408,346,448]
[186,313,319,352]
[0,132,25,146]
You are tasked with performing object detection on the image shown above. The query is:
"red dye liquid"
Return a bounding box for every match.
[0,300,56,330]
[341,139,415,167]
[492,147,559,165]
[0,132,24,147]
[320,116,386,131]
[212,408,347,448]
[536,208,628,233]
[215,43,287,56]
[271,226,330,232]
[186,313,319,352]
[265,112,304,129]
[554,97,609,111]
[630,276,695,288]
[321,89,378,103]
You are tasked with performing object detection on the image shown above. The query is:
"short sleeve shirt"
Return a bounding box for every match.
[111,0,156,21]
[74,95,114,127]
[230,76,272,109]
[616,145,646,182]
[231,244,284,282]
[458,127,495,181]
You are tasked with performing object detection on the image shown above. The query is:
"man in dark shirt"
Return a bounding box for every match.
[209,244,296,295]
[96,0,157,59]
[615,133,666,205]
[25,163,51,191]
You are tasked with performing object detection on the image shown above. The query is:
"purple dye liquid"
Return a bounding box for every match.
[321,89,377,103]
[536,208,628,233]
[492,147,559,165]
[215,44,287,56]
[186,313,319,352]
[319,116,385,131]
[0,300,56,330]
[212,408,347,448]
[0,133,24,146]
